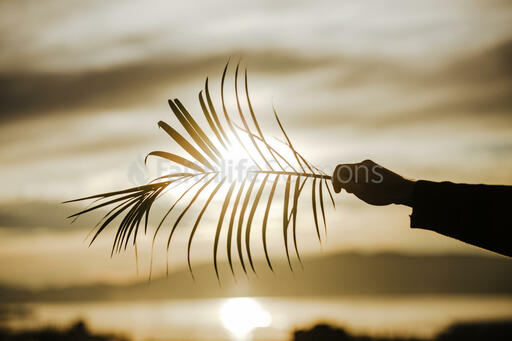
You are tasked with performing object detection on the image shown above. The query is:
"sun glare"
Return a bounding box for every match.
[220,298,272,340]
[220,142,254,183]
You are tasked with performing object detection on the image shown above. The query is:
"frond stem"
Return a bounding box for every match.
[248,170,331,180]
[155,170,332,181]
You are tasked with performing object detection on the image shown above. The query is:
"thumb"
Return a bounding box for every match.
[332,164,351,193]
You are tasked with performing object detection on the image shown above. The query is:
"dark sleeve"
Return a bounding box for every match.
[410,180,512,257]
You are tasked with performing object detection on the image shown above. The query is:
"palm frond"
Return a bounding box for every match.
[66,62,335,280]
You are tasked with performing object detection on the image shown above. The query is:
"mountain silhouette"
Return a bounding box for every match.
[2,252,511,303]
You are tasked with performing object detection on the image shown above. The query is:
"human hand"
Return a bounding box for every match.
[332,160,415,206]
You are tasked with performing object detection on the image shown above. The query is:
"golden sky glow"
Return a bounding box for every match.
[1,0,511,287]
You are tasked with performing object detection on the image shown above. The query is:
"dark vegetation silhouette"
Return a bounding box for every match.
[294,321,512,341]
[2,320,512,341]
[0,320,128,341]
[66,62,335,279]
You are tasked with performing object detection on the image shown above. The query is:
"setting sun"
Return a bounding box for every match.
[220,298,272,340]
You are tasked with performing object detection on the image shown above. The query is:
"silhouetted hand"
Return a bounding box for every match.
[332,160,415,206]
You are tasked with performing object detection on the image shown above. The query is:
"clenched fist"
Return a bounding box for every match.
[332,160,415,206]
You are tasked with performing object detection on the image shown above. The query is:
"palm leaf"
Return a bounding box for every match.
[187,177,227,280]
[245,173,270,273]
[66,62,334,280]
[205,78,230,146]
[213,180,237,280]
[145,151,205,173]
[291,176,308,268]
[262,175,279,271]
[282,175,292,270]
[236,174,258,274]
[227,176,247,276]
[311,178,321,243]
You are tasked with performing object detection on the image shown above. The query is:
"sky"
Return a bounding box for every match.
[1,0,511,287]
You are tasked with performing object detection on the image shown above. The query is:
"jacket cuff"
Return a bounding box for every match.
[410,180,459,231]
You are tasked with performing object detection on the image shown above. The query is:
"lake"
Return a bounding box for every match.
[5,295,512,341]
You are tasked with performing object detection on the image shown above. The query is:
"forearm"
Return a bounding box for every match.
[409,180,512,257]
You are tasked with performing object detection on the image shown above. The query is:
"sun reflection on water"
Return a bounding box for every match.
[220,297,272,341]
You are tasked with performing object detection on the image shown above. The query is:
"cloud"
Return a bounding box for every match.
[2,36,511,128]
[0,51,335,120]
[0,200,97,230]
[378,39,512,125]
[296,38,512,128]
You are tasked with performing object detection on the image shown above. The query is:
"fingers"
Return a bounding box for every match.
[333,164,352,193]
[332,160,378,193]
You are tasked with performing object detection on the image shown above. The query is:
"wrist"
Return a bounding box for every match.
[395,179,416,206]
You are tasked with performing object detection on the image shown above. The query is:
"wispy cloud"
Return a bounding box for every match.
[0,51,336,120]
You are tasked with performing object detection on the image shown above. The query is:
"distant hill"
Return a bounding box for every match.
[1,252,511,303]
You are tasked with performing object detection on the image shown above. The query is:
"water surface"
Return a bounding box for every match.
[6,295,512,340]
